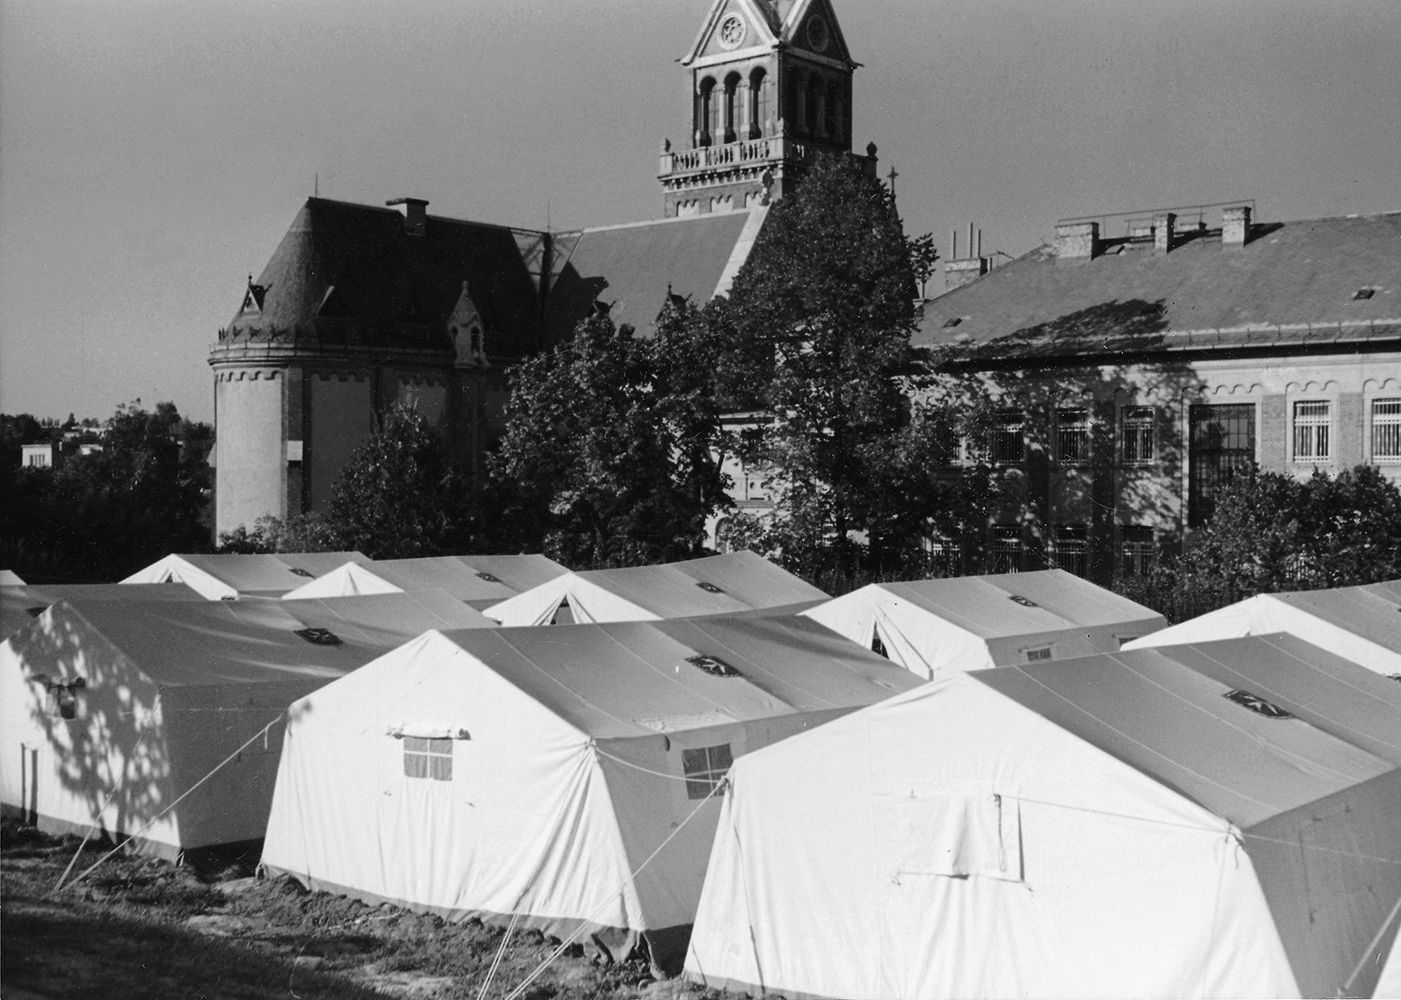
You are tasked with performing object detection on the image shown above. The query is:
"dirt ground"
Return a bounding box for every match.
[1,825,716,1000]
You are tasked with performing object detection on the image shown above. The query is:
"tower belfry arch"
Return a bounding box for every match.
[658,0,876,218]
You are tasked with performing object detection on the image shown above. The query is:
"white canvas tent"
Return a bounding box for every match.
[0,591,494,859]
[1125,579,1401,678]
[0,570,25,585]
[800,569,1166,679]
[261,614,919,972]
[684,638,1401,999]
[122,551,371,600]
[483,551,828,626]
[2,582,205,641]
[283,554,568,607]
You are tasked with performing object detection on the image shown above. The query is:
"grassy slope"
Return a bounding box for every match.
[2,825,713,1000]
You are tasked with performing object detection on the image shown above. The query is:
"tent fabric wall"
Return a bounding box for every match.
[261,617,917,972]
[0,592,490,857]
[283,555,570,604]
[802,571,1165,680]
[282,561,401,599]
[685,676,1300,999]
[685,644,1401,999]
[0,570,25,585]
[1125,588,1401,678]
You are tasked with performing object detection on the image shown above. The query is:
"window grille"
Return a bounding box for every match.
[476,571,501,583]
[1056,409,1090,464]
[288,567,314,578]
[295,627,342,646]
[990,412,1024,465]
[1224,690,1293,719]
[1188,404,1255,526]
[923,535,962,577]
[1292,401,1331,462]
[1024,646,1052,663]
[988,527,1022,574]
[695,581,725,594]
[1051,525,1089,578]
[1373,399,1401,464]
[682,744,733,799]
[1120,526,1155,577]
[403,737,453,781]
[1121,406,1156,465]
[685,654,741,677]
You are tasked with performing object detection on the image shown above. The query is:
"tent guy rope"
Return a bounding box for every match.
[499,777,728,1000]
[54,714,285,895]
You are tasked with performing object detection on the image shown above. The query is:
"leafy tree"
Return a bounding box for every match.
[1116,465,1401,621]
[485,305,728,568]
[325,404,471,558]
[711,155,991,579]
[2,402,212,581]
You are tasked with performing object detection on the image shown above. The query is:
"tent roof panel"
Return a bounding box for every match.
[973,648,1394,828]
[2,582,204,640]
[1159,633,1401,765]
[1269,580,1401,654]
[572,551,828,618]
[434,615,917,739]
[125,552,370,596]
[874,570,1164,637]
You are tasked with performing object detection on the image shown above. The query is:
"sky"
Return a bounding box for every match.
[1,0,1398,424]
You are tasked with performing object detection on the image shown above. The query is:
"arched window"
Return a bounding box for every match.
[788,70,805,134]
[723,72,741,144]
[826,80,842,143]
[749,68,768,138]
[697,77,717,146]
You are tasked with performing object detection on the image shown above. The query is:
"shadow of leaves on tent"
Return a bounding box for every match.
[15,604,167,847]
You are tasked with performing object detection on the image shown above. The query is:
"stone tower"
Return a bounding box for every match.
[658,0,875,218]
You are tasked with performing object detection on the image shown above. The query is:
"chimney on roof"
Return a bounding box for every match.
[1055,221,1100,260]
[1153,212,1176,253]
[386,198,429,237]
[1222,205,1252,247]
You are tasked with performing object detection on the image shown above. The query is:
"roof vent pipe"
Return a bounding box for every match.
[386,198,429,237]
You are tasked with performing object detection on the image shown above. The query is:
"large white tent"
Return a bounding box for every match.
[1125,580,1401,677]
[483,551,828,626]
[0,570,25,585]
[122,551,370,600]
[800,569,1166,679]
[261,614,918,972]
[2,582,205,641]
[684,637,1401,999]
[0,591,493,859]
[282,554,568,607]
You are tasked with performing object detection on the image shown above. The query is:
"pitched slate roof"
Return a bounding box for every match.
[543,210,761,344]
[221,198,546,358]
[916,212,1401,363]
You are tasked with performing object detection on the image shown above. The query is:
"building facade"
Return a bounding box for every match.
[210,0,877,541]
[914,205,1401,584]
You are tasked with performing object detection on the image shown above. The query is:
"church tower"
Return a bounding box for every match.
[658,0,876,218]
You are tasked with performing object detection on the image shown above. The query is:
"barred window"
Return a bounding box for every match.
[1024,646,1053,663]
[403,737,453,781]
[1373,399,1401,463]
[1292,401,1331,462]
[1051,524,1089,578]
[1056,409,1090,464]
[990,412,1024,465]
[1120,526,1155,578]
[682,744,733,799]
[987,526,1022,574]
[1121,406,1156,465]
[923,534,962,577]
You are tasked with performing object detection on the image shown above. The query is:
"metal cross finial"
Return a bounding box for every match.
[887,165,899,196]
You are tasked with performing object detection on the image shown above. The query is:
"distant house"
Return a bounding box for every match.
[910,204,1401,583]
[20,444,53,469]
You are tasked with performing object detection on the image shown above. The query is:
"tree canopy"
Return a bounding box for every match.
[484,304,729,568]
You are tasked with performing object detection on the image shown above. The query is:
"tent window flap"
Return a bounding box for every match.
[403,736,453,781]
[682,743,733,799]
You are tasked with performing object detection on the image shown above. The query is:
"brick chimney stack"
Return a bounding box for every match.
[386,198,429,237]
[1153,212,1176,253]
[1222,205,1252,247]
[1055,221,1100,260]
